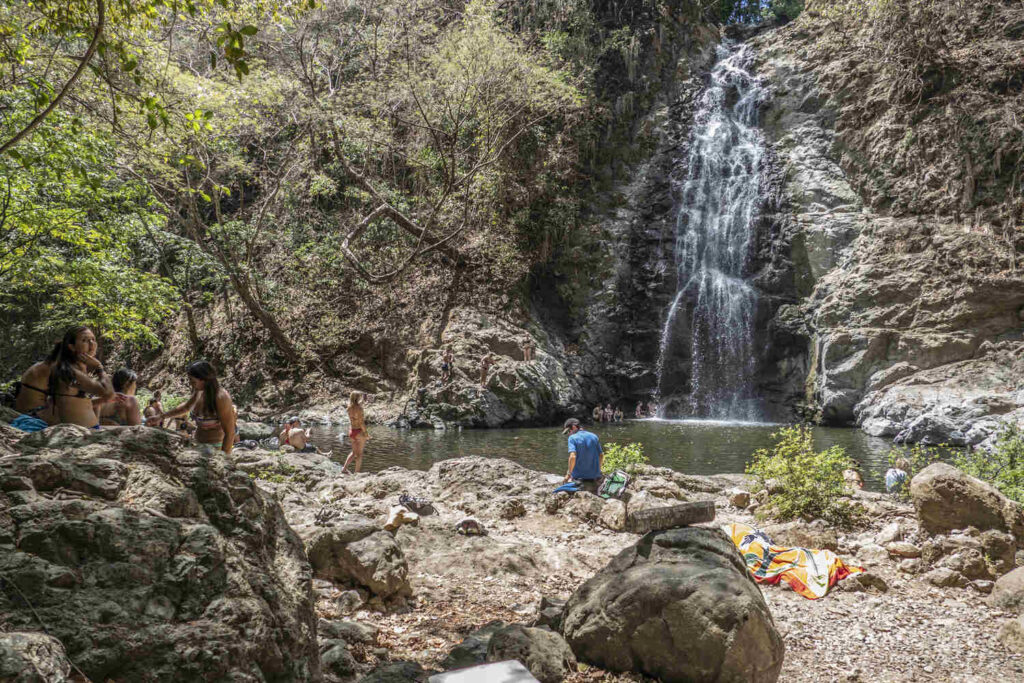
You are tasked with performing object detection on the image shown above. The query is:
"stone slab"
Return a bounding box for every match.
[428,660,539,683]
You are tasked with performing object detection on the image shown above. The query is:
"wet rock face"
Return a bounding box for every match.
[562,526,784,682]
[0,426,319,681]
[747,18,1024,439]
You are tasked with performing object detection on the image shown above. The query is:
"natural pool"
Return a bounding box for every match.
[306,418,897,492]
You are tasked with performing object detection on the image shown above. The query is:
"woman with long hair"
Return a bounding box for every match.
[98,368,143,426]
[44,326,115,427]
[144,389,165,428]
[145,360,236,454]
[342,391,369,474]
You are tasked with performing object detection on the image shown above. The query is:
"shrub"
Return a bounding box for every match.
[602,442,648,475]
[746,425,859,527]
[955,424,1024,503]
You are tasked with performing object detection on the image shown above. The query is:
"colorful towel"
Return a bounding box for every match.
[723,522,863,600]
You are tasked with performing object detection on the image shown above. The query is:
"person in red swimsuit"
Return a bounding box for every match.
[342,391,369,474]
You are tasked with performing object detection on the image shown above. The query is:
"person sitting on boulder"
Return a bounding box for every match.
[562,418,604,493]
[284,417,316,453]
[45,326,115,428]
[603,404,614,422]
[144,390,165,428]
[885,457,911,494]
[145,360,236,455]
[592,405,603,423]
[635,401,645,419]
[613,407,624,422]
[98,368,143,426]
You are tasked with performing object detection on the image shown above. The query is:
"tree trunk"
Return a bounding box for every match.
[625,501,716,535]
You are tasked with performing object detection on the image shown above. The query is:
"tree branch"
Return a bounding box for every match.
[0,0,106,156]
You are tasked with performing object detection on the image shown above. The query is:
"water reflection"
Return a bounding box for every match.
[308,419,896,492]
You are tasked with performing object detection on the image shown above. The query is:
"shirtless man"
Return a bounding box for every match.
[342,392,369,473]
[522,339,534,362]
[440,346,454,383]
[479,353,494,386]
[592,405,603,423]
[635,401,645,419]
[284,417,316,453]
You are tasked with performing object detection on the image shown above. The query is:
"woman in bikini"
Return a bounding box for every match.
[144,390,165,428]
[98,368,143,426]
[44,326,115,428]
[145,360,236,454]
[342,391,369,473]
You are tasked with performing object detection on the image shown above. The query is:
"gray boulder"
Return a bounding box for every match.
[0,632,71,683]
[236,420,276,441]
[441,621,506,671]
[562,527,784,682]
[910,463,1024,542]
[304,521,411,599]
[485,624,576,683]
[989,566,1024,613]
[360,660,427,682]
[0,426,319,681]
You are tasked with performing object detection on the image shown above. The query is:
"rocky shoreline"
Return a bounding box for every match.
[3,422,1024,681]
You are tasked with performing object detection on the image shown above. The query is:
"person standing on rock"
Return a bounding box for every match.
[522,339,534,362]
[440,345,454,383]
[562,418,604,492]
[479,353,494,386]
[145,360,236,455]
[342,391,369,473]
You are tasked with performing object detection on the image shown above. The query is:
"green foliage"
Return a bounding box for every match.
[602,442,648,475]
[955,425,1024,504]
[746,425,859,527]
[249,460,295,484]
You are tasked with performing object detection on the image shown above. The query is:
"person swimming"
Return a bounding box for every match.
[145,360,236,454]
[342,391,369,473]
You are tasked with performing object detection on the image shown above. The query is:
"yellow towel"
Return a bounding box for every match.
[723,522,863,600]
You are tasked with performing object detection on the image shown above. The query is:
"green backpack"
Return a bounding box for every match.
[599,469,631,499]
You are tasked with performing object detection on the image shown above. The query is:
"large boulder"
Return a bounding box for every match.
[0,632,71,682]
[562,527,784,682]
[485,624,576,683]
[989,567,1024,613]
[304,521,411,599]
[910,463,1024,542]
[0,426,319,681]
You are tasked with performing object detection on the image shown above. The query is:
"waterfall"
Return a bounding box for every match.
[654,41,767,421]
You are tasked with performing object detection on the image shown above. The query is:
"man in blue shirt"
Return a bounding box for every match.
[562,418,603,489]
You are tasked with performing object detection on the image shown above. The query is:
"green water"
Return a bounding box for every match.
[308,419,896,492]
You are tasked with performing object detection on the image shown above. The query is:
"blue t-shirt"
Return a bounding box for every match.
[568,430,603,480]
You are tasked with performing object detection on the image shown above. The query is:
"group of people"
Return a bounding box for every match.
[591,404,624,423]
[9,325,371,471]
[635,401,658,418]
[12,326,239,454]
[273,393,369,473]
[437,338,537,388]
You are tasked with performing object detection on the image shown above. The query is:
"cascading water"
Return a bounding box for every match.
[654,41,767,421]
